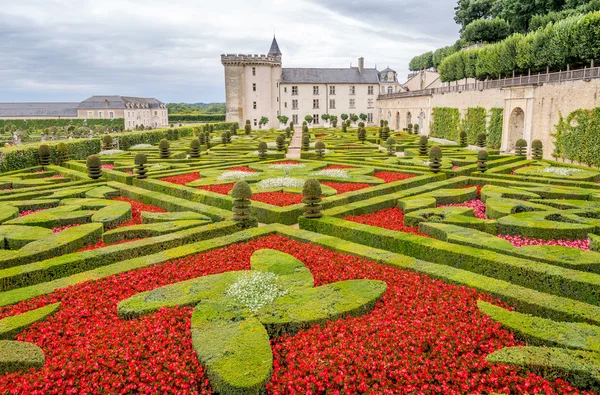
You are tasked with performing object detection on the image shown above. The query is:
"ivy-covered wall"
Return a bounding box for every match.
[553,108,600,167]
[431,108,461,141]
[462,107,487,144]
[488,108,504,149]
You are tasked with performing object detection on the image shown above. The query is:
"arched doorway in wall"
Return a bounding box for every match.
[396,112,400,130]
[388,111,392,125]
[508,107,525,152]
[418,111,425,134]
[406,112,412,128]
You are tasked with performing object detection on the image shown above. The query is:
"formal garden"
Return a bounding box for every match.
[0,120,599,394]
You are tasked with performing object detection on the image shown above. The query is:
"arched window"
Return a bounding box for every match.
[387,86,393,94]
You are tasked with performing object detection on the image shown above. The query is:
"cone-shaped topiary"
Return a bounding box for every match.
[189,139,201,158]
[285,127,291,138]
[459,130,468,147]
[198,132,206,145]
[407,123,413,135]
[381,126,390,141]
[134,153,148,179]
[515,139,527,156]
[386,137,396,156]
[358,127,366,143]
[226,131,232,143]
[302,178,323,219]
[221,132,228,146]
[38,144,51,167]
[418,136,429,156]
[477,150,489,173]
[56,142,68,165]
[102,135,113,150]
[87,155,102,180]
[315,141,326,159]
[414,124,420,135]
[231,181,255,229]
[209,124,214,133]
[258,141,268,160]
[158,139,171,159]
[302,125,309,135]
[245,120,252,135]
[476,133,487,148]
[302,136,310,151]
[276,135,285,151]
[341,123,347,133]
[532,139,543,160]
[429,146,443,174]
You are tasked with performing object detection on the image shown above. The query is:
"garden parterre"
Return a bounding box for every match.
[0,126,600,393]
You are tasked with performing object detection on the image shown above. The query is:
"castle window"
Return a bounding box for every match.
[313,114,320,124]
[313,86,319,95]
[98,111,103,118]
[253,102,257,110]
[252,67,256,76]
[284,87,287,93]
[285,102,288,108]
[388,86,393,94]
[292,100,298,110]
[253,83,257,92]
[313,99,319,109]
[292,114,298,124]
[88,111,93,117]
[349,86,356,95]
[368,99,374,108]
[329,86,336,95]
[329,99,336,109]
[292,86,298,95]
[368,113,374,123]
[349,99,356,109]
[109,111,114,118]
[368,86,374,95]
[254,119,257,126]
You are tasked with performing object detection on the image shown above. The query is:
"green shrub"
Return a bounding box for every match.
[418,136,429,156]
[429,146,443,173]
[245,120,252,135]
[258,142,268,160]
[221,132,228,146]
[464,107,487,144]
[285,127,291,138]
[532,140,544,159]
[168,114,226,123]
[414,124,420,134]
[358,127,366,143]
[38,145,50,167]
[134,153,148,179]
[459,130,468,147]
[381,126,390,141]
[158,139,171,159]
[55,142,68,165]
[477,150,489,173]
[231,181,255,229]
[488,108,504,149]
[102,135,113,150]
[386,137,396,156]
[276,136,285,151]
[302,136,310,151]
[432,108,460,141]
[86,155,102,179]
[315,141,326,159]
[407,124,414,134]
[189,139,201,158]
[516,139,528,156]
[302,179,323,219]
[476,132,487,148]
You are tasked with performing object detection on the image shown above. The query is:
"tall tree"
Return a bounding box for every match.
[493,0,566,32]
[454,0,497,31]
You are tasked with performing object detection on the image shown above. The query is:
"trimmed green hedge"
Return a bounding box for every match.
[169,114,226,123]
[462,107,487,145]
[0,340,45,374]
[431,108,461,141]
[554,109,600,167]
[0,119,124,130]
[488,108,504,149]
[0,303,60,339]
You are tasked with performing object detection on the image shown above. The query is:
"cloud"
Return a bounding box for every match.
[0,0,459,103]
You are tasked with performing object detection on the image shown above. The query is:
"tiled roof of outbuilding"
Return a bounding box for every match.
[281,68,380,84]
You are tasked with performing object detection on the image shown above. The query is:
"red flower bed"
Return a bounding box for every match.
[227,166,256,172]
[315,134,328,138]
[459,184,484,199]
[197,183,235,195]
[112,197,166,227]
[251,191,303,206]
[321,181,372,194]
[0,235,589,394]
[439,200,489,220]
[499,234,590,250]
[19,209,45,217]
[373,171,416,183]
[345,207,425,235]
[270,161,301,165]
[325,165,355,170]
[76,238,142,253]
[159,172,201,185]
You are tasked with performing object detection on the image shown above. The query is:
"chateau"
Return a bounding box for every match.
[221,37,401,129]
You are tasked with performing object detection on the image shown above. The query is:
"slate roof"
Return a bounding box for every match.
[0,102,79,117]
[281,68,380,84]
[268,36,282,57]
[79,96,164,109]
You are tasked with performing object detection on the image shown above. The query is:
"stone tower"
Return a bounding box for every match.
[221,37,282,129]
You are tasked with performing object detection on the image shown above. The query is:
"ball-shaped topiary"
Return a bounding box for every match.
[221,132,228,145]
[134,153,148,179]
[302,136,310,151]
[302,178,323,219]
[429,146,443,174]
[38,144,51,167]
[285,127,292,139]
[86,155,102,180]
[358,127,366,143]
[245,120,252,135]
[386,137,396,156]
[531,139,543,160]
[414,124,420,135]
[56,142,68,165]
[358,122,365,128]
[476,133,487,148]
[477,150,489,173]
[158,139,171,159]
[315,141,326,159]
[189,139,201,158]
[419,136,429,156]
[102,135,113,150]
[276,135,285,151]
[407,123,414,135]
[459,131,468,147]
[257,141,268,160]
[515,139,527,156]
[231,181,255,229]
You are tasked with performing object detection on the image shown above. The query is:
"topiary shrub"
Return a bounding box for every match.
[38,145,50,167]
[86,155,102,180]
[276,135,285,151]
[516,139,527,156]
[477,150,489,173]
[189,139,201,158]
[302,125,309,136]
[381,126,390,141]
[407,123,414,134]
[226,131,232,143]
[134,153,148,179]
[358,127,366,143]
[198,132,206,146]
[285,127,291,139]
[230,124,237,136]
[245,120,252,135]
[158,139,171,159]
[358,122,365,128]
[315,141,326,159]
[221,132,228,146]
[302,136,310,151]
[386,137,396,156]
[56,142,68,165]
[341,123,347,133]
[413,124,420,135]
[419,136,429,156]
[302,179,323,219]
[258,142,268,160]
[532,140,543,160]
[102,135,113,150]
[476,133,487,148]
[231,181,256,229]
[459,130,468,147]
[429,146,443,174]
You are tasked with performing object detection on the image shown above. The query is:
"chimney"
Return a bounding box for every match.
[104,99,109,106]
[358,57,365,74]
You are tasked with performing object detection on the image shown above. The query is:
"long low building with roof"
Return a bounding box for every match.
[0,96,169,130]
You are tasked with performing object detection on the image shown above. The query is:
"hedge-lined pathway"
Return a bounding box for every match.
[286,129,302,159]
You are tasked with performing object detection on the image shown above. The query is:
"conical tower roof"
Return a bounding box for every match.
[268,36,282,57]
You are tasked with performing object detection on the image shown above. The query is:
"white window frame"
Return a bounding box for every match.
[254,119,258,126]
[313,86,319,95]
[329,86,336,95]
[313,99,319,109]
[313,114,320,124]
[292,86,298,96]
[368,86,374,95]
[292,114,299,124]
[253,83,257,92]
[368,113,374,123]
[88,111,93,117]
[368,99,374,109]
[98,111,103,118]
[349,99,356,109]
[292,100,298,110]
[329,99,336,109]
[109,111,114,119]
[349,86,355,95]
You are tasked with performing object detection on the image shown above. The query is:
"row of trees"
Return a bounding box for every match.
[438,11,600,82]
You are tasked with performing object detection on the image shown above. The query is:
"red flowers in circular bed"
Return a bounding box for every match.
[373,171,416,183]
[0,235,588,394]
[251,191,303,206]
[321,182,372,194]
[159,172,201,185]
[197,183,235,195]
[345,207,424,235]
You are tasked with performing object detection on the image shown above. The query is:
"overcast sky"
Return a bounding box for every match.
[0,0,459,103]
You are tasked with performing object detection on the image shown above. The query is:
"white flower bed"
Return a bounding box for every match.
[429,137,458,146]
[149,164,166,169]
[226,272,288,313]
[538,167,584,176]
[217,171,256,181]
[266,142,278,149]
[468,146,486,152]
[268,164,307,171]
[257,177,305,189]
[311,169,350,178]
[129,144,153,149]
[252,150,277,156]
[99,149,125,156]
